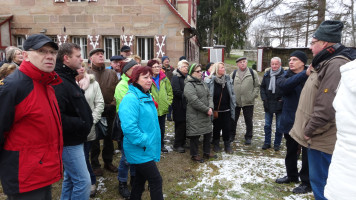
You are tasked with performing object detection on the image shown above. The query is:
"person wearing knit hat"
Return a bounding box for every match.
[113,58,140,199]
[275,50,311,194]
[289,20,355,199]
[202,62,214,81]
[184,63,216,163]
[120,45,131,58]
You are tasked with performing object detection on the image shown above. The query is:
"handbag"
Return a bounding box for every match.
[95,117,108,140]
[214,87,223,119]
[111,113,123,142]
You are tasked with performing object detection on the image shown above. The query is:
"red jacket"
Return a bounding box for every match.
[0,61,63,195]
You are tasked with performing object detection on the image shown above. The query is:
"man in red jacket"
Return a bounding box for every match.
[0,34,63,199]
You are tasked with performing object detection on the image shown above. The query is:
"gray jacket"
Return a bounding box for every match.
[184,75,213,137]
[205,75,236,120]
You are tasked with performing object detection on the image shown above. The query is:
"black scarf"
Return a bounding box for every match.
[312,43,345,70]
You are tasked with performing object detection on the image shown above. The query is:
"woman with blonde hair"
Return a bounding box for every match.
[0,63,17,80]
[205,62,236,153]
[6,47,23,67]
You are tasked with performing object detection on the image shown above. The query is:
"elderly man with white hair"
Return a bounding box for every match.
[171,59,189,153]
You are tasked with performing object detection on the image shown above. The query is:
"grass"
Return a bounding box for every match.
[0,65,314,200]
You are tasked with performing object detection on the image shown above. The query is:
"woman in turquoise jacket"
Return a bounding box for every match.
[119,66,163,200]
[147,59,173,153]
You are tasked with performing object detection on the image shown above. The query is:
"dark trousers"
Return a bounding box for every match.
[91,133,114,169]
[173,121,186,148]
[131,161,163,200]
[189,133,212,156]
[230,105,254,140]
[84,141,96,185]
[213,111,231,142]
[284,133,310,185]
[7,185,52,200]
[158,114,166,147]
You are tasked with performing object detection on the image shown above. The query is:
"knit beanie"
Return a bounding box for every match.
[162,56,169,63]
[179,56,186,61]
[188,63,199,75]
[290,50,308,65]
[206,62,214,71]
[313,20,344,43]
[122,59,138,74]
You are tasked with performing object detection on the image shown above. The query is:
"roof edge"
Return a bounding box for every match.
[163,0,192,28]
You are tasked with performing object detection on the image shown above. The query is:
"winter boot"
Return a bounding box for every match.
[213,140,221,153]
[224,141,233,154]
[118,181,130,199]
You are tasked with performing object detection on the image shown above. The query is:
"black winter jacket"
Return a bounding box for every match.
[260,68,284,113]
[53,61,93,146]
[171,69,187,123]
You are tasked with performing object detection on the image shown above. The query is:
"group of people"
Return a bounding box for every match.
[1,19,356,200]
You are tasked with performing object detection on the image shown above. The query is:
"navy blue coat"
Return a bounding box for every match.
[277,68,308,134]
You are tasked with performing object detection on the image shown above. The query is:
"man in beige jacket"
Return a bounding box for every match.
[230,57,260,145]
[289,20,355,200]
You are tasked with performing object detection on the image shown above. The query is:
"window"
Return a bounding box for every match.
[16,36,26,50]
[104,37,120,59]
[137,37,154,61]
[48,36,58,44]
[71,0,86,2]
[72,37,88,59]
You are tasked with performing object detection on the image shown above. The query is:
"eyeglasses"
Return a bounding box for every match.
[29,49,58,56]
[194,70,202,73]
[310,40,319,46]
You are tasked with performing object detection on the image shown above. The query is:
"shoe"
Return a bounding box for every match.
[274,145,280,151]
[173,146,185,153]
[213,140,221,153]
[104,163,118,173]
[191,156,204,163]
[90,184,96,197]
[229,136,236,143]
[262,144,271,150]
[292,183,312,194]
[203,153,217,159]
[245,139,252,145]
[224,141,233,154]
[93,168,103,176]
[118,181,131,199]
[161,146,168,153]
[275,176,299,184]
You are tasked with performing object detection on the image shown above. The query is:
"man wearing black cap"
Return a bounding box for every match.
[289,20,356,199]
[0,34,63,199]
[109,55,125,80]
[88,48,119,175]
[230,57,260,145]
[275,50,312,194]
[120,45,131,58]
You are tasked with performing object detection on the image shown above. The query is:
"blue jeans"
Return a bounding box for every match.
[308,148,332,200]
[263,112,282,146]
[117,144,136,182]
[84,141,96,185]
[61,144,91,200]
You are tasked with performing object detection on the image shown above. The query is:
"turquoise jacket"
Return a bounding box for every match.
[114,74,129,112]
[150,71,173,116]
[119,84,161,164]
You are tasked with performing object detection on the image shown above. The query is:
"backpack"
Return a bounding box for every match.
[231,67,255,85]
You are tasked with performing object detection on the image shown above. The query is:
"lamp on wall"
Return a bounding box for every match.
[40,29,47,34]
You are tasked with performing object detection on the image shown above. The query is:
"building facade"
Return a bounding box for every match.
[0,0,200,65]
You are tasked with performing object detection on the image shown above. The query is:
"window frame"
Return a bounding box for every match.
[136,37,154,62]
[72,36,88,59]
[104,36,121,60]
[16,36,26,50]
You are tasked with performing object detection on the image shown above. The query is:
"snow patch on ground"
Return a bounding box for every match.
[182,154,310,200]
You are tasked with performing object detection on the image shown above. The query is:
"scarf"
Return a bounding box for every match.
[214,75,226,88]
[237,67,247,80]
[268,66,282,94]
[77,73,90,91]
[312,43,345,70]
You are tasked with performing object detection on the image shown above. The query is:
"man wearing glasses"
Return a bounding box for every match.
[0,34,63,199]
[289,20,355,200]
[230,57,260,145]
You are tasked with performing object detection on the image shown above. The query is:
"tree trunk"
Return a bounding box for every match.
[317,0,326,26]
[351,0,355,47]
